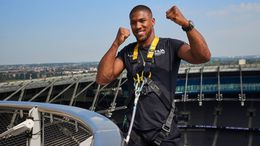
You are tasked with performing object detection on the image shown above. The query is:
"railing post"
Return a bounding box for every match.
[90,84,101,111]
[69,80,80,106]
[182,68,190,102]
[28,107,41,146]
[216,66,223,101]
[90,83,110,111]
[45,83,54,103]
[106,76,124,117]
[197,67,204,106]
[239,65,246,106]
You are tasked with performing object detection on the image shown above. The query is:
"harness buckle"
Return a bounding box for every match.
[153,138,162,146]
[162,124,171,133]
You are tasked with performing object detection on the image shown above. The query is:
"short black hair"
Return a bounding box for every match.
[129,5,153,18]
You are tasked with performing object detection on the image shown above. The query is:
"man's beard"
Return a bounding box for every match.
[135,29,152,43]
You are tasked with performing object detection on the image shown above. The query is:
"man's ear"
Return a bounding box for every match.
[152,18,156,26]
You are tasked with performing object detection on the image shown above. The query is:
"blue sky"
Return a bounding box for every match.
[0,0,260,65]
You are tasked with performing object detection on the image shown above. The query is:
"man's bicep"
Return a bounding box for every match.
[178,43,200,64]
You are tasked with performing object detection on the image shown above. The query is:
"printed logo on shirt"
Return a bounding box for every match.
[154,49,165,56]
[127,49,165,58]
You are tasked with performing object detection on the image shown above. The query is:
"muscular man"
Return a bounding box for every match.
[96,5,211,146]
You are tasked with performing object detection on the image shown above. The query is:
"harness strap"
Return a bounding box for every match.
[142,78,171,110]
[133,36,159,61]
[153,36,176,146]
[140,78,175,145]
[153,100,176,146]
[132,37,159,79]
[139,78,175,146]
[147,36,159,60]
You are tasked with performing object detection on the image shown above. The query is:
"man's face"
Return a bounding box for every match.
[130,10,155,43]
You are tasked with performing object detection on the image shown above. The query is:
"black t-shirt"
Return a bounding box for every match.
[117,38,184,130]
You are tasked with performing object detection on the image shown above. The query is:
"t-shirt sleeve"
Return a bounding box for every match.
[116,48,125,60]
[116,46,127,67]
[116,43,135,65]
[169,39,185,61]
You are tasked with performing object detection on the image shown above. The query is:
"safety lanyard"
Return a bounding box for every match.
[132,36,159,83]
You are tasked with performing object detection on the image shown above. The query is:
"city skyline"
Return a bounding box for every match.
[1,0,260,65]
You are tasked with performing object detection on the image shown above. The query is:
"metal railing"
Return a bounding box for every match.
[0,101,124,146]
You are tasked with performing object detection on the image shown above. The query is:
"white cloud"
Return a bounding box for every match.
[204,2,260,57]
[207,2,260,17]
[207,20,260,57]
[236,2,260,12]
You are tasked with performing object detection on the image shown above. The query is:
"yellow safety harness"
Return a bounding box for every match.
[132,36,159,83]
[126,36,176,146]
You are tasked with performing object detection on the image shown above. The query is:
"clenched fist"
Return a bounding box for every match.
[166,6,189,27]
[114,27,130,46]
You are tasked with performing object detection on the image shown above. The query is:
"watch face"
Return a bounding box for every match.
[182,20,194,32]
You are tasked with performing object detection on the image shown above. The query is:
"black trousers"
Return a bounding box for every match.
[125,122,183,146]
